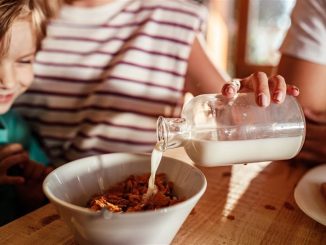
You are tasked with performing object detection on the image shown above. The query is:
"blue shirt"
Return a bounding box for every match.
[0,110,49,165]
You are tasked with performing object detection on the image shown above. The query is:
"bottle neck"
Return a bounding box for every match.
[156,116,189,151]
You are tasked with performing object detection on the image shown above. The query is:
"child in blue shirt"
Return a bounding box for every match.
[0,0,53,226]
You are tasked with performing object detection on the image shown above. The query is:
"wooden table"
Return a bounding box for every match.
[1,148,325,245]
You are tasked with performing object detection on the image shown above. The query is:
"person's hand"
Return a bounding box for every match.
[15,161,52,213]
[0,144,29,185]
[21,159,52,181]
[294,109,326,165]
[221,72,300,107]
[15,179,46,213]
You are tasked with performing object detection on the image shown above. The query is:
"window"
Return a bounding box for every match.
[235,0,296,77]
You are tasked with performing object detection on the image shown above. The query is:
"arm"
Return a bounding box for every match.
[184,35,226,95]
[277,54,326,165]
[185,36,298,107]
[278,54,326,111]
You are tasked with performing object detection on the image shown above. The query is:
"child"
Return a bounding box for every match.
[0,0,52,226]
[15,0,299,165]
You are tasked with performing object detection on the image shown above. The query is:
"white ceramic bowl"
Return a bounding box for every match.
[43,153,207,245]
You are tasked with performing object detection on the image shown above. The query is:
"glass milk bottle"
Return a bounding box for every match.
[157,93,305,167]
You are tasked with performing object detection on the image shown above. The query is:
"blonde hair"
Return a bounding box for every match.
[0,0,60,55]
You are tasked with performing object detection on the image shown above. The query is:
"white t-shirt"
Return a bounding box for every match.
[15,0,207,165]
[280,0,326,65]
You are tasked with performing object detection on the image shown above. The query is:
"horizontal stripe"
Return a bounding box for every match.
[15,103,167,118]
[25,89,179,106]
[124,4,201,19]
[51,5,201,29]
[41,131,156,146]
[19,93,181,118]
[67,145,113,156]
[22,115,156,132]
[53,17,195,31]
[41,46,186,61]
[41,34,191,60]
[36,47,188,77]
[25,126,157,153]
[17,107,165,134]
[33,127,155,144]
[34,74,102,83]
[108,75,183,92]
[23,80,182,104]
[69,141,153,154]
[47,139,153,164]
[34,60,187,87]
[67,144,124,157]
[36,60,184,77]
[48,21,196,48]
[79,131,155,145]
[33,74,184,93]
[50,32,190,46]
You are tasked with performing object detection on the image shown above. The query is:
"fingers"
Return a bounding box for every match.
[0,175,25,185]
[223,72,271,106]
[23,160,49,180]
[221,83,238,98]
[3,152,29,173]
[1,153,28,170]
[0,144,50,185]
[0,144,28,185]
[31,163,46,180]
[286,85,300,97]
[221,79,241,98]
[269,75,286,104]
[0,151,29,185]
[23,161,41,180]
[246,72,270,107]
[223,72,299,107]
[0,144,24,161]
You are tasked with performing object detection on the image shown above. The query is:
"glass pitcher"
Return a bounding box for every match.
[157,93,306,167]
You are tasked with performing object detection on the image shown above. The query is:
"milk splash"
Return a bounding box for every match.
[144,141,164,199]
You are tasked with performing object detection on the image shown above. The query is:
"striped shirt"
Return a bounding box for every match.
[15,0,207,165]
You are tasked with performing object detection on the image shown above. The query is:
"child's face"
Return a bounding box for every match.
[0,20,36,114]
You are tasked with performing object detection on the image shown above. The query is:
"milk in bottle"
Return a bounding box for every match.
[157,93,305,167]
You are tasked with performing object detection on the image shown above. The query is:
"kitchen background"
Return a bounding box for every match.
[196,0,296,77]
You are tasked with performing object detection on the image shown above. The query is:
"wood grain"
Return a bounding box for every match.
[1,149,325,245]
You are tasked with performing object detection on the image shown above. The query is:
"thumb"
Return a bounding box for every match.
[221,79,242,98]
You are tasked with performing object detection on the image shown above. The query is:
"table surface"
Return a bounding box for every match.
[1,148,325,245]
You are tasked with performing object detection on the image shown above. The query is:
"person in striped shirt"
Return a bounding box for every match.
[15,0,299,166]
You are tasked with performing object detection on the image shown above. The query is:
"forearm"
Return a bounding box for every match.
[184,35,228,96]
[277,54,326,113]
